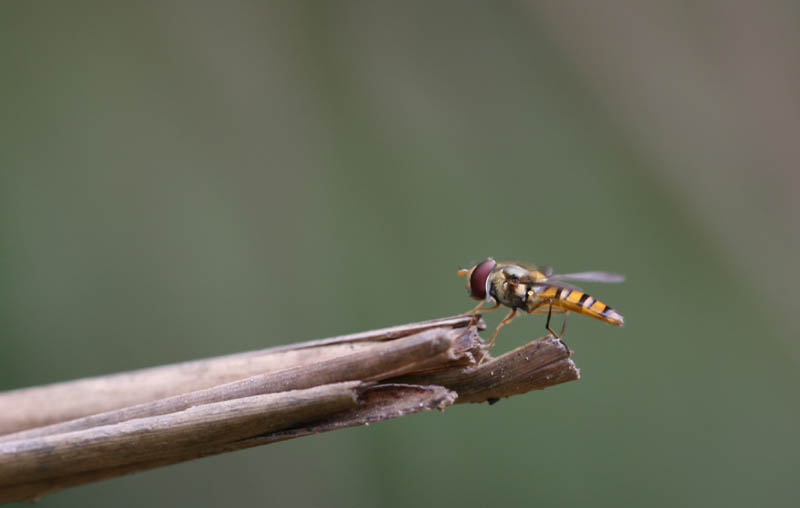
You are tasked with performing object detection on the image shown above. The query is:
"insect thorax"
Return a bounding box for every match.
[489,271,543,310]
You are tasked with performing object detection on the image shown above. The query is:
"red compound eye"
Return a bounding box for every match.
[469,259,496,300]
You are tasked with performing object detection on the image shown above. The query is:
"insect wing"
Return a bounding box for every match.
[549,271,625,284]
[529,279,583,291]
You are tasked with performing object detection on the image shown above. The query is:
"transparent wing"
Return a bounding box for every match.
[498,260,542,273]
[529,279,584,291]
[549,271,625,284]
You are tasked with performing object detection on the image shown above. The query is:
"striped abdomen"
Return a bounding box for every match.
[529,286,624,326]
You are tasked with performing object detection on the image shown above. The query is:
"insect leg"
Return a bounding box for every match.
[463,300,500,328]
[485,308,518,352]
[526,301,567,335]
[559,310,569,337]
[550,306,571,351]
[545,302,560,338]
[458,301,500,344]
[463,300,499,316]
[464,300,485,315]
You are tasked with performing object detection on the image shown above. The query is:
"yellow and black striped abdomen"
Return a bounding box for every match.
[529,286,624,326]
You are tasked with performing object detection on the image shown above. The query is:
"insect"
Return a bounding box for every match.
[458,258,624,349]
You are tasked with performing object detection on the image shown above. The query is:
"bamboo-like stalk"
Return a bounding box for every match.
[0,383,457,503]
[0,327,477,443]
[0,314,579,503]
[0,314,481,436]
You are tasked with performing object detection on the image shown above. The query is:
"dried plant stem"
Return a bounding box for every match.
[0,314,579,503]
[0,314,480,436]
[0,328,473,443]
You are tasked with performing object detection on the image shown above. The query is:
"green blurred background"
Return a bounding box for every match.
[2,1,798,506]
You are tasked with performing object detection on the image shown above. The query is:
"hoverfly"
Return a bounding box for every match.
[458,258,624,349]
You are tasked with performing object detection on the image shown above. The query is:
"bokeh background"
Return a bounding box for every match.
[2,1,798,506]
